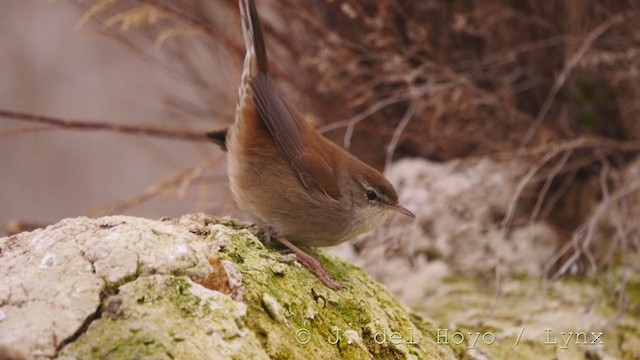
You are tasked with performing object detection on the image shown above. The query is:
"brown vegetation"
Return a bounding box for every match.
[3,0,640,276]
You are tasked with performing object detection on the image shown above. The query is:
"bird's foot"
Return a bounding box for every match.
[273,234,344,290]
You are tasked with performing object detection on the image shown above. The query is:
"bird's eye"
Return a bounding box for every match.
[366,189,378,201]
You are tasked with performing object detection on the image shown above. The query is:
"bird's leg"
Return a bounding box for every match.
[272,233,344,290]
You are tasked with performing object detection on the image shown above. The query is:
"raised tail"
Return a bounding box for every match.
[239,0,268,76]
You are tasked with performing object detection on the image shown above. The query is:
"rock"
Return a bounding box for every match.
[418,272,640,359]
[331,157,640,360]
[0,214,457,359]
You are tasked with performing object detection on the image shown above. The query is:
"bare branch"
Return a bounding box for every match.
[88,155,224,216]
[500,149,563,235]
[317,93,411,149]
[521,11,639,146]
[132,0,244,56]
[551,174,640,278]
[385,101,416,170]
[0,109,210,142]
[529,149,574,223]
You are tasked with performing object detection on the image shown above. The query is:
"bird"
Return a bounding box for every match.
[207,0,415,289]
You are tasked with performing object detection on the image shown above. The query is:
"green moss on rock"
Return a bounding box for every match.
[416,273,640,359]
[209,222,456,360]
[48,215,457,359]
[60,275,268,360]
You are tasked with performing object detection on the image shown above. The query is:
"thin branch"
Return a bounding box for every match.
[551,175,640,278]
[384,101,416,170]
[455,35,577,71]
[538,169,577,220]
[132,0,244,56]
[496,135,640,159]
[317,93,411,149]
[529,149,574,222]
[132,0,313,99]
[0,109,210,142]
[500,149,562,235]
[521,11,638,146]
[88,155,224,216]
[4,220,49,236]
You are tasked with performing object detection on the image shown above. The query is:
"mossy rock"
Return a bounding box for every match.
[418,273,640,359]
[0,214,457,359]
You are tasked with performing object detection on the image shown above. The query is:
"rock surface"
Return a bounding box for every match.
[331,157,640,359]
[419,273,640,359]
[0,214,458,360]
[2,184,638,359]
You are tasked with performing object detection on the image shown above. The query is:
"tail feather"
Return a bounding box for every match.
[239,0,268,76]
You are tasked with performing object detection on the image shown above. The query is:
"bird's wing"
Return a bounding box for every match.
[250,73,340,201]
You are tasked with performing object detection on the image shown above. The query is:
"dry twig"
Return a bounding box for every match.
[0,109,209,142]
[88,154,224,216]
[521,11,639,146]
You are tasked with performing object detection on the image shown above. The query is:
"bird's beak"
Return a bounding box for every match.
[389,204,415,218]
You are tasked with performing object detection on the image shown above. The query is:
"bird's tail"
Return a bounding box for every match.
[239,0,268,77]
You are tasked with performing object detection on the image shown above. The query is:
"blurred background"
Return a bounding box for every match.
[0,0,242,231]
[1,0,640,356]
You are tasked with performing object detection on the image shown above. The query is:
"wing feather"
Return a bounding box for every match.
[250,74,340,200]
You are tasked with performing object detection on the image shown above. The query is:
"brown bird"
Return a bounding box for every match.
[208,0,415,289]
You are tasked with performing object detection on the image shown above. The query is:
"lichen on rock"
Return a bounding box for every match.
[59,275,267,360]
[0,214,458,359]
